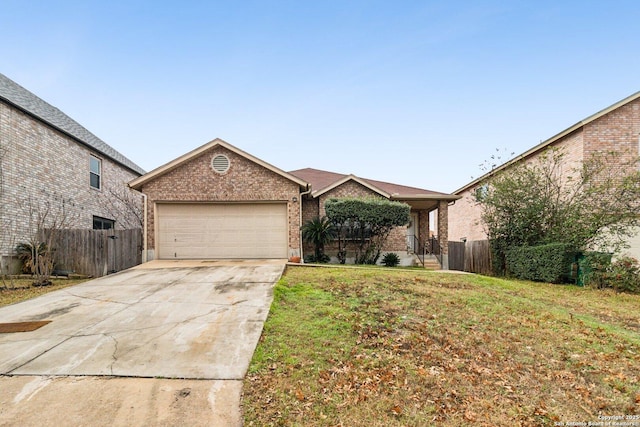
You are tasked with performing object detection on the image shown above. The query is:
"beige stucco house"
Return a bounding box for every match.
[449,90,640,259]
[130,139,459,268]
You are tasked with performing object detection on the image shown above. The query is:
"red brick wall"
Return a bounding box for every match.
[141,146,301,255]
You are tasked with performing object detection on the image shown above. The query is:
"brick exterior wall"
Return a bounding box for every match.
[583,98,640,169]
[448,96,640,257]
[0,101,142,256]
[300,179,430,260]
[317,180,382,217]
[140,146,302,257]
[418,210,430,244]
[301,196,318,225]
[449,130,585,242]
[447,186,489,242]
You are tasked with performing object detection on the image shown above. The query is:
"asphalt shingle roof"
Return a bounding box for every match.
[0,73,145,175]
[289,168,452,197]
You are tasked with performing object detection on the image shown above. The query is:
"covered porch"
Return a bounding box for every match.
[391,194,461,269]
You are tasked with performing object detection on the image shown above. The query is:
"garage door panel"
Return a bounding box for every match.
[157,203,288,259]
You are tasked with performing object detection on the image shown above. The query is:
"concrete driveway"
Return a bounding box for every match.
[0,260,285,426]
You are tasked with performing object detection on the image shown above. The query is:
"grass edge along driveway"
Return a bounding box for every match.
[243,266,640,427]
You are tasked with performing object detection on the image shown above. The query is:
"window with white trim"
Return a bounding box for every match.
[90,155,101,189]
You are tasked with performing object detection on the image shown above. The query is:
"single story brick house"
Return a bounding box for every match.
[129,139,459,268]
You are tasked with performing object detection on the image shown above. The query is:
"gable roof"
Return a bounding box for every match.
[289,168,459,200]
[454,90,640,195]
[0,73,145,176]
[295,169,391,198]
[129,138,309,190]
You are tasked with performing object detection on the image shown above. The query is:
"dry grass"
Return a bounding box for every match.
[0,278,88,307]
[242,266,640,426]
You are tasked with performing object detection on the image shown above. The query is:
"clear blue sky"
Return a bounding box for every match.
[2,1,639,192]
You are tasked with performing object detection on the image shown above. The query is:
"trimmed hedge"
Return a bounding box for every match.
[505,243,576,283]
[325,198,411,229]
[325,197,410,265]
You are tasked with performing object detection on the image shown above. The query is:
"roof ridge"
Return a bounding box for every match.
[289,167,452,196]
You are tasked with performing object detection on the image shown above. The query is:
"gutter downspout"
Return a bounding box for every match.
[142,192,148,262]
[129,186,148,263]
[298,184,312,261]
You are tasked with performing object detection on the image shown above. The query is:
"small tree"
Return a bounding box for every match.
[104,184,144,229]
[325,197,411,264]
[301,216,335,263]
[18,195,78,286]
[477,148,640,275]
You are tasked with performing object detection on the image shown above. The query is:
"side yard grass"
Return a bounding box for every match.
[243,266,640,426]
[0,278,88,307]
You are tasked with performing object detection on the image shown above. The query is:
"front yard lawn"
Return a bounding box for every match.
[243,266,640,426]
[0,278,88,307]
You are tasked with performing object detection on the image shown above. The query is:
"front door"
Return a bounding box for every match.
[406,212,419,253]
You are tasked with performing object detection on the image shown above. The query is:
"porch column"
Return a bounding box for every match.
[418,210,429,246]
[437,200,449,270]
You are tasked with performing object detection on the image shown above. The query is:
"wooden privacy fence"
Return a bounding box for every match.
[45,228,142,277]
[464,240,493,275]
[448,241,466,271]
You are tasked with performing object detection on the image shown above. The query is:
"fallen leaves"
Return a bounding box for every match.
[243,267,640,426]
[390,404,402,416]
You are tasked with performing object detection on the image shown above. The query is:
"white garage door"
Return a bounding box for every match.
[157,203,288,259]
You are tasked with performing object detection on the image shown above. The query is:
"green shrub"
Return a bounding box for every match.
[381,252,400,267]
[505,243,576,283]
[578,254,640,294]
[301,217,335,263]
[607,257,640,293]
[15,242,48,274]
[578,252,612,288]
[325,197,410,265]
[304,253,331,264]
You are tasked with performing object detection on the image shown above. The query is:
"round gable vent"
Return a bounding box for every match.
[211,154,230,173]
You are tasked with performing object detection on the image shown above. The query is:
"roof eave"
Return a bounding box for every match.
[454,90,640,195]
[390,194,461,201]
[0,95,145,176]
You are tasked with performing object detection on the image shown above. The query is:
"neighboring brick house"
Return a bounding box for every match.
[0,73,145,269]
[130,139,459,268]
[449,91,640,259]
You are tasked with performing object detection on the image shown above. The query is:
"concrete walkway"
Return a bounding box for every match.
[0,261,285,426]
